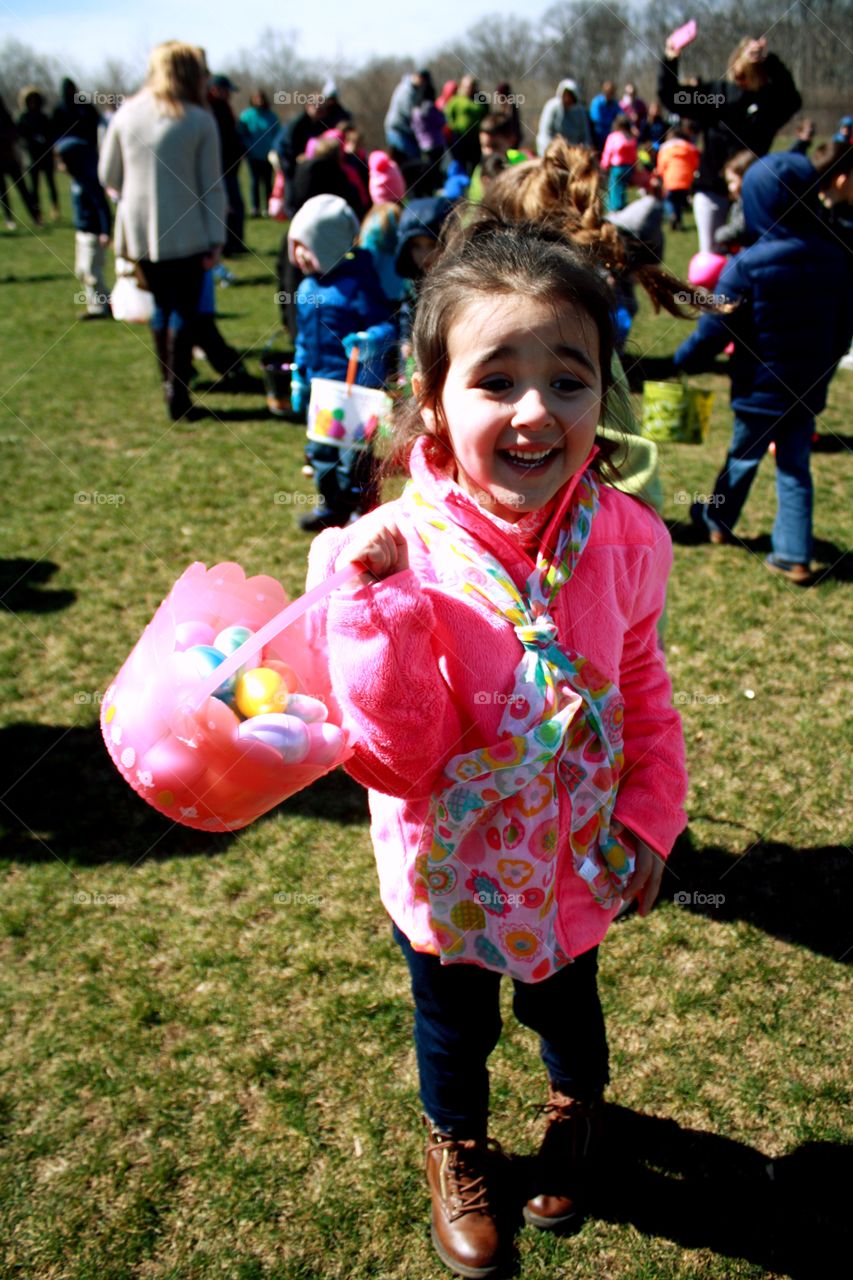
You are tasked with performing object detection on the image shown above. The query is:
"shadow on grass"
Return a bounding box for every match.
[812,431,853,453]
[508,1106,849,1280]
[0,559,76,613]
[665,828,852,963]
[666,526,851,581]
[0,723,241,864]
[0,721,368,864]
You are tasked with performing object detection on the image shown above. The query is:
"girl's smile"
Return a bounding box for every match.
[416,293,604,522]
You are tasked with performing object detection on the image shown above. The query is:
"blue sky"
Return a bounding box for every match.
[5,0,526,77]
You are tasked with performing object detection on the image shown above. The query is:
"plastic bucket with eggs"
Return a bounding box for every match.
[100,561,358,832]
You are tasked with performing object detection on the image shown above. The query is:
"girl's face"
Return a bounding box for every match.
[417,293,603,522]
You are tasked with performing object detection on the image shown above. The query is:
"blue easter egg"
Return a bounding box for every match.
[185,644,237,701]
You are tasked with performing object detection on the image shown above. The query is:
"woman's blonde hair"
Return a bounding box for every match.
[146,41,208,116]
[727,38,768,91]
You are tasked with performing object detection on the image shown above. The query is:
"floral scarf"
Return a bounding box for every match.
[406,469,634,981]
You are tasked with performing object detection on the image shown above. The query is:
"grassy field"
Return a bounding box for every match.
[0,176,850,1280]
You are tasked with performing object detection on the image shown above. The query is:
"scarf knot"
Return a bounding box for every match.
[514,615,558,651]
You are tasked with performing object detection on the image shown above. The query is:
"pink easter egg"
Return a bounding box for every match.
[328,420,346,440]
[142,736,206,793]
[174,620,216,651]
[304,721,345,766]
[238,713,310,763]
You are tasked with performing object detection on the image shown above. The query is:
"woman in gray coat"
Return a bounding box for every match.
[99,41,226,419]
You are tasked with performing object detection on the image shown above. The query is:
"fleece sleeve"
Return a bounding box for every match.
[612,529,687,856]
[306,527,463,801]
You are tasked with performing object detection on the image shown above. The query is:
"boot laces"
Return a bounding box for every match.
[427,1134,502,1215]
[534,1093,597,1160]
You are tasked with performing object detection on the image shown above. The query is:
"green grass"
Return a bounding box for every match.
[0,181,851,1279]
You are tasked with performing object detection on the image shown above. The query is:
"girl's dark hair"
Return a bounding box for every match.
[391,217,620,479]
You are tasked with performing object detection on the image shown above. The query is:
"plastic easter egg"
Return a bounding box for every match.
[238,713,310,763]
[687,251,727,290]
[184,643,237,702]
[305,721,346,766]
[234,667,288,718]
[214,624,255,655]
[284,693,328,724]
[262,659,299,692]
[142,735,206,793]
[184,644,227,677]
[175,620,216,651]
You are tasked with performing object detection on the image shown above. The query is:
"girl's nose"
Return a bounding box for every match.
[511,386,555,429]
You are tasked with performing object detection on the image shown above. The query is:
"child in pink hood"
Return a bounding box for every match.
[306,219,687,1277]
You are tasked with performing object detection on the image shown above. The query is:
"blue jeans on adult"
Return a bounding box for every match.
[393,923,609,1138]
[695,410,814,564]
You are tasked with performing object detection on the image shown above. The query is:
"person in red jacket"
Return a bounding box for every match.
[656,126,700,229]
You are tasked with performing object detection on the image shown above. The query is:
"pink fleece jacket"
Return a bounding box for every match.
[600,131,638,170]
[305,440,687,959]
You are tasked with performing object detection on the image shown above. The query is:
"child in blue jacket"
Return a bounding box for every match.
[670,152,853,585]
[288,194,396,531]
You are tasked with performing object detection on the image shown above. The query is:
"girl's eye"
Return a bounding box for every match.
[553,375,586,392]
[478,375,512,392]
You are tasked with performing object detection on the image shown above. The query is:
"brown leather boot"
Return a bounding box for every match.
[523,1086,602,1230]
[426,1123,505,1277]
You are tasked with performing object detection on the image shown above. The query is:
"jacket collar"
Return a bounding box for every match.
[407,435,600,574]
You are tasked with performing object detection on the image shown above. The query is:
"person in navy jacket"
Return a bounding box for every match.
[670,152,853,584]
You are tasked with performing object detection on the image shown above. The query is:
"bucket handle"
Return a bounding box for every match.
[345,344,360,397]
[189,563,361,709]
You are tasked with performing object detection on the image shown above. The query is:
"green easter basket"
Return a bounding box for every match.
[642,379,714,444]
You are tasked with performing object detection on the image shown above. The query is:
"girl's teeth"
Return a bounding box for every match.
[506,448,552,461]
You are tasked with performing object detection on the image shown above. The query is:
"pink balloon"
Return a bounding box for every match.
[687,251,727,289]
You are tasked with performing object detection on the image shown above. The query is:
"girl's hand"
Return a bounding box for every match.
[621,834,665,917]
[336,513,409,583]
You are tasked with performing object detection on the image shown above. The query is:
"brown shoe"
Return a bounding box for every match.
[523,1087,602,1230]
[764,555,815,586]
[426,1123,505,1277]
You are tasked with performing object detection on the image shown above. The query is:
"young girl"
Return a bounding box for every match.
[599,114,638,212]
[306,220,687,1278]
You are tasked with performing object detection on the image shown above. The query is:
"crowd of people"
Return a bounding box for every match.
[2,27,851,1280]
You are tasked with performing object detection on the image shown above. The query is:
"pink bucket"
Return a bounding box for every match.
[100,561,357,832]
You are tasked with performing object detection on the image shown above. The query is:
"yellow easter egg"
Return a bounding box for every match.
[234,667,288,718]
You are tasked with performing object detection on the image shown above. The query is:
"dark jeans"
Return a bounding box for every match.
[26,152,58,214]
[248,158,273,213]
[306,442,380,521]
[223,169,245,255]
[394,923,609,1137]
[137,254,205,335]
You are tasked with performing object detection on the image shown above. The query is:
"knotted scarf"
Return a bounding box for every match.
[405,469,635,981]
